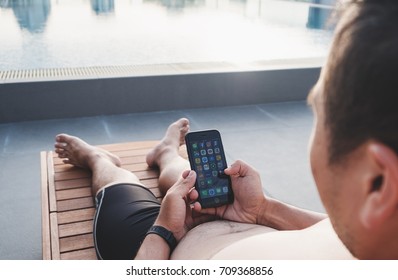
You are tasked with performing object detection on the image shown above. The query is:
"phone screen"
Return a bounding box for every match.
[185,130,234,208]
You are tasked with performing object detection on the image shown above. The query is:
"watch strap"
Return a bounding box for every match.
[146,225,177,251]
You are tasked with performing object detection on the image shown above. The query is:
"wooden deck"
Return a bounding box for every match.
[40,140,187,260]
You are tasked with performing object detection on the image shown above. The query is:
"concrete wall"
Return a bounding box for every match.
[0,67,320,123]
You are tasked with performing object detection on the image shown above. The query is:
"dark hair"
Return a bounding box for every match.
[324,0,398,164]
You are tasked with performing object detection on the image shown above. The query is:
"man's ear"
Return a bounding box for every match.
[360,143,398,230]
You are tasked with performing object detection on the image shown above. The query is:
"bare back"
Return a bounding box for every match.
[171,219,353,260]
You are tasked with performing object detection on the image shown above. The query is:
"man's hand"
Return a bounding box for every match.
[199,160,268,224]
[154,170,211,242]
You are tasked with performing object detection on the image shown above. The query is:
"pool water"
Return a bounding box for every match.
[0,0,334,71]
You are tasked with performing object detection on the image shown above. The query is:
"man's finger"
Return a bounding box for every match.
[173,170,197,195]
[224,160,247,177]
[188,188,199,201]
[181,169,191,179]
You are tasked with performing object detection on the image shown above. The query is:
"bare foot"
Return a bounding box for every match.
[54,134,121,169]
[146,118,190,168]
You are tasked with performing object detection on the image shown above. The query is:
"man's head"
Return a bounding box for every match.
[308,0,398,259]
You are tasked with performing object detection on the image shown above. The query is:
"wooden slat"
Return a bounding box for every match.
[61,248,97,260]
[56,187,92,201]
[50,213,60,260]
[55,178,91,190]
[97,140,160,151]
[57,208,95,224]
[57,197,94,212]
[122,162,154,172]
[40,151,51,260]
[59,233,94,253]
[130,169,160,180]
[47,152,57,213]
[120,156,148,165]
[58,220,93,238]
[111,148,153,158]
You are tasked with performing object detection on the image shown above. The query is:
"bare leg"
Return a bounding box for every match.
[146,118,191,194]
[54,134,141,196]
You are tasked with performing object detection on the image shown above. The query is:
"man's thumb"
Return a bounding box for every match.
[178,170,196,192]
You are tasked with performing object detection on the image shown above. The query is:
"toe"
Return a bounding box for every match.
[55,133,70,142]
[57,152,68,158]
[54,142,67,149]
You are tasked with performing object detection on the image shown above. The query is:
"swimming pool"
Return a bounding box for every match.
[0,0,334,71]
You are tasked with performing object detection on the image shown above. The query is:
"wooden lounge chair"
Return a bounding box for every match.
[40,140,187,260]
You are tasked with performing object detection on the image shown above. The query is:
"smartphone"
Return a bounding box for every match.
[185,130,234,208]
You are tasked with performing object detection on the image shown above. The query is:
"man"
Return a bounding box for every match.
[54,0,398,260]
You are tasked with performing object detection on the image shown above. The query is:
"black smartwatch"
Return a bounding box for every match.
[146,225,177,251]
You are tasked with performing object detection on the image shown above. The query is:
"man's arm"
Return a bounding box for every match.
[135,233,170,260]
[257,197,327,230]
[135,170,201,260]
[200,160,327,231]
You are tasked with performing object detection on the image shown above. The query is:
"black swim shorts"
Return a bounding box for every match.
[93,183,161,260]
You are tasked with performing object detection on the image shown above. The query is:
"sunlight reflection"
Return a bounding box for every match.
[0,0,334,70]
